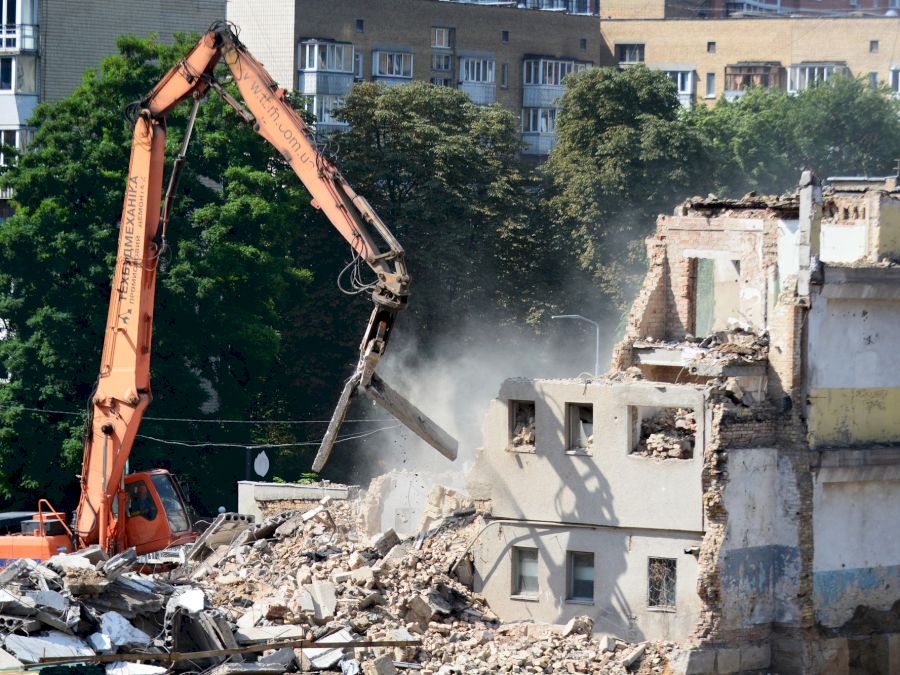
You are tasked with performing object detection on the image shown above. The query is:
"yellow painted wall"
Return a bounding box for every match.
[600,17,900,103]
[808,387,900,448]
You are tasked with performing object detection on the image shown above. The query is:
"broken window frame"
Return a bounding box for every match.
[565,402,593,455]
[512,546,539,598]
[508,399,536,452]
[566,551,595,603]
[648,557,677,610]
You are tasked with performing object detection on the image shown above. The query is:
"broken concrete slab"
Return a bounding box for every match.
[72,545,108,566]
[25,589,68,613]
[623,642,647,670]
[87,631,114,653]
[0,589,36,616]
[106,662,167,675]
[370,529,401,556]
[302,628,354,670]
[561,615,593,637]
[233,624,306,645]
[166,587,205,615]
[187,512,256,563]
[0,647,22,670]
[4,631,94,662]
[407,592,452,626]
[363,654,397,675]
[101,610,152,648]
[205,664,289,675]
[309,580,337,623]
[99,548,137,581]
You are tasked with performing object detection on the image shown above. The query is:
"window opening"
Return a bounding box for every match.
[616,43,644,64]
[648,557,676,608]
[566,403,593,452]
[513,547,539,595]
[509,400,536,450]
[126,481,158,521]
[630,406,696,460]
[568,552,594,602]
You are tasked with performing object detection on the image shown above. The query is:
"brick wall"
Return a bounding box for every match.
[41,0,226,103]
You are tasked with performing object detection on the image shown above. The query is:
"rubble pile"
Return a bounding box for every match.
[635,408,696,459]
[0,486,673,675]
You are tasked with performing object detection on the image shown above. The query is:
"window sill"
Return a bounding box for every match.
[566,598,594,606]
[507,446,536,454]
[704,95,716,99]
[565,449,592,457]
[510,594,540,602]
[647,606,677,613]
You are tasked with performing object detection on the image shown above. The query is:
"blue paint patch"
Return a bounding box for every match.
[721,545,801,625]
[814,565,900,626]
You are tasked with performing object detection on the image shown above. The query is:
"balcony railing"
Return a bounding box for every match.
[0,24,38,52]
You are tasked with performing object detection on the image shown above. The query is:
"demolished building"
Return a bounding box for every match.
[468,171,900,673]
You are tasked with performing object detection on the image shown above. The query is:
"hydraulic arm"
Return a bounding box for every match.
[75,22,456,554]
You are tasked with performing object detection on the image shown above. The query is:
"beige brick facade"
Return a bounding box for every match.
[601,15,900,103]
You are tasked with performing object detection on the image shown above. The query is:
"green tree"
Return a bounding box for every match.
[332,82,534,342]
[0,34,323,511]
[688,76,900,195]
[544,66,708,311]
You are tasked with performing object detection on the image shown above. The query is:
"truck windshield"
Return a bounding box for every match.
[149,473,190,533]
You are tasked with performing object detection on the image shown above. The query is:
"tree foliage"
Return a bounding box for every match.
[686,75,900,194]
[543,67,708,310]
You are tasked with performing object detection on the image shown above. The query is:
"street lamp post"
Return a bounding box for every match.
[551,314,601,376]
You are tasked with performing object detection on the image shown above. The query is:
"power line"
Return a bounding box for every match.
[135,423,402,449]
[0,403,393,425]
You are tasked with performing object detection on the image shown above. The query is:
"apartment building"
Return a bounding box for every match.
[468,173,900,672]
[602,0,900,19]
[0,0,224,213]
[227,0,602,155]
[602,15,900,105]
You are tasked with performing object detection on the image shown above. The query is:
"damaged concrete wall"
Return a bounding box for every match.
[473,523,703,643]
[812,459,900,629]
[806,267,900,448]
[719,448,804,635]
[471,378,706,533]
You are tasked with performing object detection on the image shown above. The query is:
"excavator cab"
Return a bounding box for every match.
[120,470,194,555]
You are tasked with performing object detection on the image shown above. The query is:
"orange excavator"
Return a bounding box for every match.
[0,22,456,564]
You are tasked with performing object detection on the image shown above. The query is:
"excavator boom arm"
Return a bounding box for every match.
[75,23,453,553]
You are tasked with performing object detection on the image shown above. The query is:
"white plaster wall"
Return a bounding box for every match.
[813,467,900,572]
[812,465,900,627]
[820,223,868,264]
[719,449,802,628]
[807,296,900,390]
[227,0,297,90]
[474,523,703,642]
[469,379,706,532]
[777,218,801,285]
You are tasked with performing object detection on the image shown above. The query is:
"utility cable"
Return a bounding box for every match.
[135,423,401,449]
[0,403,392,425]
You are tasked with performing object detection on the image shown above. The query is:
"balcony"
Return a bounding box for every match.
[523,57,589,107]
[297,40,355,98]
[521,131,556,156]
[0,24,37,52]
[723,62,783,101]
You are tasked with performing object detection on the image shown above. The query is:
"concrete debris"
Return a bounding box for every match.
[0,479,672,673]
[635,408,696,460]
[106,662,167,675]
[0,646,23,669]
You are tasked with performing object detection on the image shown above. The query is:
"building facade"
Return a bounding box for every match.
[602,0,900,20]
[0,0,225,215]
[602,15,900,105]
[227,0,601,155]
[468,174,900,673]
